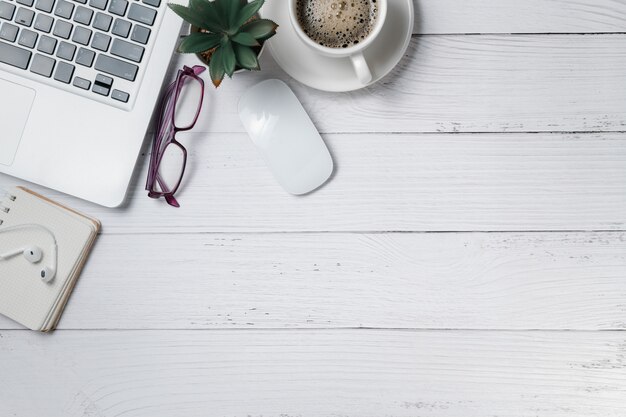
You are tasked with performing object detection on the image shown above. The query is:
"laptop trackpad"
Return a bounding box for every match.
[0,78,35,166]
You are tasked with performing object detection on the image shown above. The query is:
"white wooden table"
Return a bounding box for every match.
[2,1,626,415]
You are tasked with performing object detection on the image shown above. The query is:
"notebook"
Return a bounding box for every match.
[0,187,100,331]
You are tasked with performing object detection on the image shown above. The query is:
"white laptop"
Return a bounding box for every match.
[0,0,182,207]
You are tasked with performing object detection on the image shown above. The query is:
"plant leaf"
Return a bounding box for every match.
[210,0,229,29]
[189,0,224,32]
[241,18,278,40]
[226,0,243,30]
[213,0,239,31]
[233,43,259,70]
[177,32,222,53]
[231,32,259,46]
[221,41,236,77]
[209,46,225,87]
[168,4,212,31]
[234,0,263,28]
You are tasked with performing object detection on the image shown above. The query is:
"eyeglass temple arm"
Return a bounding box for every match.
[190,65,206,75]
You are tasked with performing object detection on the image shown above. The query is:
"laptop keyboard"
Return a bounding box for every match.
[0,0,161,108]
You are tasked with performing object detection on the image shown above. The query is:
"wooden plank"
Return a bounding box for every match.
[193,0,626,35]
[2,132,623,233]
[0,330,625,417]
[415,0,626,34]
[1,231,624,330]
[162,35,626,134]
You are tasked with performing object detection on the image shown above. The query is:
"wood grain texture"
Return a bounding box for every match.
[158,35,626,134]
[415,0,626,34]
[0,231,624,330]
[2,132,623,233]
[1,330,625,417]
[0,8,625,416]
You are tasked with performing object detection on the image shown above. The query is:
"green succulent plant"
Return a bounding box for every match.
[169,0,278,87]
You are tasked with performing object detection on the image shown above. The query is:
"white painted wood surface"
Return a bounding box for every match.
[1,231,625,330]
[2,1,626,415]
[1,330,626,417]
[4,132,623,233]
[160,36,626,134]
[414,0,626,34]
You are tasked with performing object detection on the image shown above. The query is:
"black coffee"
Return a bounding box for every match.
[295,0,379,49]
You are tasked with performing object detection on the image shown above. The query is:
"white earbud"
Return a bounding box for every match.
[40,266,55,283]
[39,244,57,283]
[24,246,44,263]
[0,224,58,284]
[0,246,43,263]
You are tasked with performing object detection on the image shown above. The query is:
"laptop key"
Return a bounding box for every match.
[94,53,137,80]
[17,28,37,47]
[35,0,55,13]
[71,25,90,44]
[53,0,73,18]
[108,0,126,16]
[53,60,73,82]
[33,13,54,32]
[73,75,90,89]
[91,31,110,50]
[111,89,128,102]
[89,0,107,10]
[0,22,18,41]
[30,53,55,76]
[0,1,16,20]
[127,3,155,25]
[36,34,56,53]
[95,73,112,85]
[56,40,74,59]
[0,39,31,68]
[111,37,143,62]
[92,83,108,95]
[141,0,158,7]
[15,7,34,26]
[52,19,71,38]
[130,24,149,44]
[111,17,129,37]
[73,5,92,24]
[75,46,94,66]
[16,0,33,6]
[92,11,111,31]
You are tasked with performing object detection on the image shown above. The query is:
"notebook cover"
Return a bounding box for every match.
[0,187,100,330]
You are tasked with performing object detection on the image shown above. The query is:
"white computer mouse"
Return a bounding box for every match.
[238,79,334,195]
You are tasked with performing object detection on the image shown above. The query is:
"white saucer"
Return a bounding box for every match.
[261,0,414,92]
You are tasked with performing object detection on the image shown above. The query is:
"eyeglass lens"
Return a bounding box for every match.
[154,142,186,194]
[173,73,204,130]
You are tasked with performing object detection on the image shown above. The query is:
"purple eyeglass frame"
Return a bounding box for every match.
[146,65,206,207]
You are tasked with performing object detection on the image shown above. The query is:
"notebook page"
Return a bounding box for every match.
[0,188,94,330]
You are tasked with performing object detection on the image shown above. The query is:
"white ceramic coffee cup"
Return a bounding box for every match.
[288,0,388,85]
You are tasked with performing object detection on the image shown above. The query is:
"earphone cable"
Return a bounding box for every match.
[0,224,58,247]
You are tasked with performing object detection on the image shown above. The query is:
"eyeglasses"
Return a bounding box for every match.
[146,65,206,208]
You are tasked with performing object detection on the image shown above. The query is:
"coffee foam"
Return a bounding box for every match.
[296,0,378,49]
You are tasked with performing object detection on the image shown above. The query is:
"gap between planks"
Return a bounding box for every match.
[98,230,626,236]
[1,328,626,332]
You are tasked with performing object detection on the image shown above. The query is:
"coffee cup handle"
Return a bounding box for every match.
[350,52,373,85]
